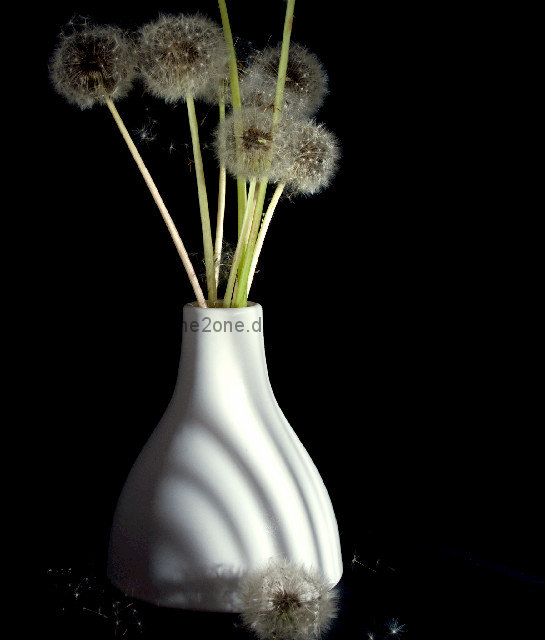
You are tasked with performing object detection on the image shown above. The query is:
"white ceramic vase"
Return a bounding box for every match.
[107,302,343,611]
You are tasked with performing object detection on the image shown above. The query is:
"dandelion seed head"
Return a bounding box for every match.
[138,13,228,104]
[240,43,328,117]
[50,24,136,109]
[281,120,340,196]
[238,557,338,640]
[214,106,294,182]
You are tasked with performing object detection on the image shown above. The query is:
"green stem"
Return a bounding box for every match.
[218,0,247,238]
[272,0,296,135]
[237,182,256,276]
[218,0,242,110]
[186,93,216,304]
[223,179,257,308]
[214,80,227,293]
[234,181,267,306]
[246,182,285,297]
[237,178,247,238]
[105,99,207,308]
[215,167,227,289]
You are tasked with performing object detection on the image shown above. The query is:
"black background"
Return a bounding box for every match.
[24,1,543,638]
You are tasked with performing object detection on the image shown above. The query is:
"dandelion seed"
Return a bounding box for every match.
[82,607,109,619]
[135,124,157,143]
[215,241,235,286]
[50,24,136,109]
[352,553,362,567]
[387,618,406,635]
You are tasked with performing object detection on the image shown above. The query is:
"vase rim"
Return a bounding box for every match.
[185,300,261,311]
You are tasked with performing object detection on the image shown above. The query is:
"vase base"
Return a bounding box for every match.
[108,564,343,612]
[109,573,244,612]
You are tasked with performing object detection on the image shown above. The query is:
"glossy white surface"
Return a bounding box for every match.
[107,303,342,611]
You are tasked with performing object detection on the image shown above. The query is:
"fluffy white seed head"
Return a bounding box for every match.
[50,25,136,109]
[240,43,328,118]
[138,13,228,103]
[238,558,339,640]
[282,121,340,195]
[214,106,294,182]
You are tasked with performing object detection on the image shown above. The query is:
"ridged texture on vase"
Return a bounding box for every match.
[107,302,342,611]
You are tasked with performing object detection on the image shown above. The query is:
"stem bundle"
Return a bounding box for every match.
[186,93,217,305]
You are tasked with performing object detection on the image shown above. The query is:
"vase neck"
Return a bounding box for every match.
[175,303,270,395]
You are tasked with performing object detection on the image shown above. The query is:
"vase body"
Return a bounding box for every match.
[107,302,342,611]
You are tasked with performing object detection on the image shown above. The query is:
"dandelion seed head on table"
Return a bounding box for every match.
[238,558,339,640]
